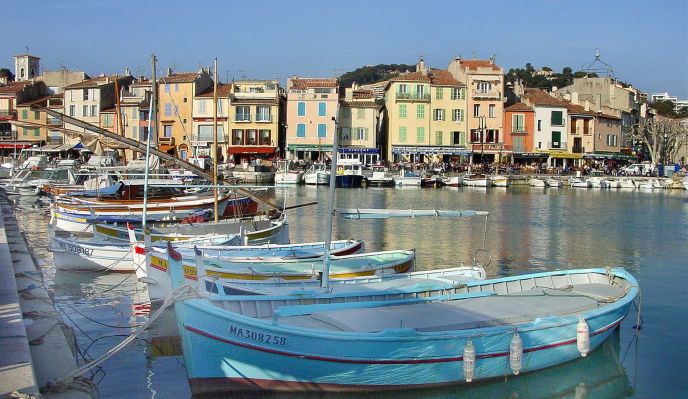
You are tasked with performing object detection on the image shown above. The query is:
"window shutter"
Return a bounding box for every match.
[364,128,369,141]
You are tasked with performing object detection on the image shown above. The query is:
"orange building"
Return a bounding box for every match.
[503,102,538,164]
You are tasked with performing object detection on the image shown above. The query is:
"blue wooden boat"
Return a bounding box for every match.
[166,244,639,394]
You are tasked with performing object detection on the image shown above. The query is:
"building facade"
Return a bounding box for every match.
[63,75,134,135]
[285,77,339,161]
[0,81,48,157]
[338,86,379,165]
[14,54,40,82]
[158,69,213,161]
[522,88,576,167]
[192,84,229,162]
[385,59,469,163]
[447,57,505,163]
[503,102,537,164]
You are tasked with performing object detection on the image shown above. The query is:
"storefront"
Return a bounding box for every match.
[512,152,549,165]
[391,145,471,164]
[470,143,513,164]
[338,147,379,166]
[287,144,333,162]
[546,150,583,168]
[227,146,276,164]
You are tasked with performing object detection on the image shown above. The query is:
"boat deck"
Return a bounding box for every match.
[274,283,626,333]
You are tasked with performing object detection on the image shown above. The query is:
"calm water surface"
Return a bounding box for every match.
[12,185,688,398]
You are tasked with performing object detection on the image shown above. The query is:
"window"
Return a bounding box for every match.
[22,128,27,135]
[435,131,443,145]
[416,127,425,143]
[69,105,75,117]
[416,85,425,98]
[91,105,98,117]
[537,120,541,131]
[21,110,28,119]
[451,88,461,100]
[83,105,88,117]
[236,106,250,121]
[399,104,407,118]
[452,131,465,145]
[435,88,443,100]
[131,126,137,138]
[476,81,491,93]
[297,101,306,117]
[399,126,407,142]
[164,103,171,117]
[175,83,179,92]
[139,127,148,141]
[551,131,561,148]
[512,114,525,132]
[473,104,480,117]
[34,111,39,119]
[197,125,213,141]
[513,136,525,152]
[132,108,137,120]
[583,119,590,135]
[486,129,498,143]
[163,125,172,137]
[232,129,244,145]
[317,123,327,138]
[416,104,425,119]
[83,89,89,101]
[342,107,351,119]
[246,129,257,145]
[259,129,271,145]
[433,109,445,121]
[33,128,40,137]
[340,127,350,141]
[318,102,326,116]
[452,109,463,122]
[103,114,113,127]
[488,104,495,118]
[460,88,466,100]
[198,100,207,114]
[398,84,408,94]
[551,110,563,126]
[296,123,306,137]
[357,108,365,119]
[471,129,482,143]
[356,127,366,140]
[607,134,618,146]
[164,84,170,93]
[256,106,271,122]
[180,150,187,160]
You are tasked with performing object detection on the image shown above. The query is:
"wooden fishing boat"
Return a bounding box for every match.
[528,178,546,187]
[274,160,304,185]
[365,166,395,187]
[167,248,639,394]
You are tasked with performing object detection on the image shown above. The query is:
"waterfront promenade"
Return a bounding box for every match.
[0,193,90,399]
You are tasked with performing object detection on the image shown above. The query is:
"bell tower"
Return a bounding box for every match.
[14,50,40,81]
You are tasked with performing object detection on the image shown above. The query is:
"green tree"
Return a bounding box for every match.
[0,68,14,82]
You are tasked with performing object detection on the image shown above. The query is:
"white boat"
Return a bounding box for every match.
[231,165,275,183]
[617,178,636,189]
[303,163,330,185]
[365,166,395,187]
[490,175,509,187]
[334,159,364,188]
[394,168,422,186]
[569,178,590,188]
[442,175,463,187]
[274,160,304,185]
[463,174,489,187]
[545,178,562,187]
[636,179,659,190]
[529,178,546,187]
[587,176,611,189]
[683,176,688,190]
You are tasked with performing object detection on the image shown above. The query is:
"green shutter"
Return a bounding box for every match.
[364,128,369,141]
[399,104,406,118]
[416,127,425,143]
[399,126,407,142]
[551,111,563,126]
[435,131,442,145]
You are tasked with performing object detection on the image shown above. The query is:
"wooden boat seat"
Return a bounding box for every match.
[291,283,625,333]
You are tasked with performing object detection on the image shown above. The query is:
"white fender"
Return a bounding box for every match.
[577,317,590,357]
[509,333,523,375]
[463,339,475,382]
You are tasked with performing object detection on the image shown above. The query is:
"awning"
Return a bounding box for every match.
[159,145,176,152]
[338,147,379,154]
[35,143,80,152]
[548,152,583,159]
[0,142,34,149]
[287,144,333,152]
[227,146,276,155]
[513,152,550,159]
[392,145,471,156]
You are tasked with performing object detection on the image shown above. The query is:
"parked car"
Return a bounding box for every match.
[620,163,654,176]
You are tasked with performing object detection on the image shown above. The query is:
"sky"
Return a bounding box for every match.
[3,0,687,97]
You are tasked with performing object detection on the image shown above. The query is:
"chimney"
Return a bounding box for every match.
[489,54,496,64]
[345,88,353,102]
[167,67,173,77]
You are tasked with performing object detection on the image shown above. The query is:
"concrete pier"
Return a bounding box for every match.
[0,194,91,399]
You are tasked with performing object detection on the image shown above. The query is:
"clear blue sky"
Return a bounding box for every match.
[3,0,687,97]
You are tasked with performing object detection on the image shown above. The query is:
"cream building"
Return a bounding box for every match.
[285,77,338,161]
[158,69,213,160]
[447,57,505,163]
[338,85,379,165]
[384,59,468,163]
[192,83,230,161]
[63,75,134,136]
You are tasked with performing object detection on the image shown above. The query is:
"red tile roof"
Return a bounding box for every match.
[597,113,621,120]
[196,84,232,98]
[232,98,279,105]
[289,77,338,90]
[390,71,431,83]
[16,95,54,107]
[0,81,32,95]
[459,59,501,71]
[505,102,533,112]
[65,75,130,89]
[159,72,202,83]
[341,100,378,108]
[131,79,151,87]
[352,89,374,100]
[523,88,569,107]
[390,69,463,86]
[566,102,595,116]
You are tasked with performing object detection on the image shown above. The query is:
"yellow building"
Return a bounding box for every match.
[158,69,213,160]
[14,94,64,148]
[384,59,468,163]
[338,86,380,165]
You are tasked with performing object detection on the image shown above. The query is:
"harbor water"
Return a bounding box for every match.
[11,185,688,398]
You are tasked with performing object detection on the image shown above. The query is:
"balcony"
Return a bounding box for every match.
[47,117,62,126]
[159,136,175,146]
[191,134,227,143]
[572,146,585,154]
[255,115,272,123]
[471,89,501,99]
[0,110,16,120]
[234,114,251,122]
[395,92,431,101]
[547,141,567,150]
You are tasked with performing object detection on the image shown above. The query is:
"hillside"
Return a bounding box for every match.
[339,64,415,88]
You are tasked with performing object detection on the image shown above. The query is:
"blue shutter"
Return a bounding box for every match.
[318,102,326,116]
[318,124,326,138]
[297,124,306,137]
[297,102,306,116]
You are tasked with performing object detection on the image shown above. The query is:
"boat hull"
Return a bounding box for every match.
[335,174,364,188]
[274,172,304,185]
[303,172,329,185]
[174,268,636,393]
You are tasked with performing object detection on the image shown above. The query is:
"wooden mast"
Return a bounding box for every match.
[212,58,219,223]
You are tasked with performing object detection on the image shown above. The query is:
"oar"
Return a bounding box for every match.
[281,201,318,211]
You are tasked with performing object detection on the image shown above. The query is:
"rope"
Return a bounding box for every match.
[42,284,197,392]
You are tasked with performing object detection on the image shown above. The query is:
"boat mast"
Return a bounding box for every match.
[212,58,219,223]
[321,110,340,292]
[114,74,126,164]
[142,54,157,228]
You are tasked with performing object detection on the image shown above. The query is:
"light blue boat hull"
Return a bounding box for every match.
[172,268,638,393]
